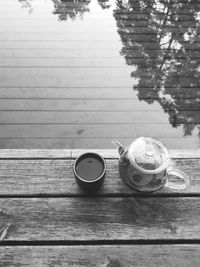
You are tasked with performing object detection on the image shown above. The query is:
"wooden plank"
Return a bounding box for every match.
[123,49,200,58]
[0,48,199,58]
[1,33,199,43]
[0,149,199,159]
[123,0,198,3]
[0,26,196,34]
[1,0,199,7]
[0,99,163,111]
[0,68,134,87]
[114,13,199,22]
[114,13,199,21]
[0,137,198,149]
[1,40,200,50]
[0,8,197,16]
[118,32,198,40]
[0,57,126,68]
[0,40,121,49]
[0,124,194,138]
[115,19,199,27]
[1,57,200,67]
[1,87,198,99]
[115,19,198,27]
[0,158,199,195]
[0,197,200,240]
[1,0,197,8]
[0,110,199,124]
[0,68,198,87]
[115,9,200,15]
[0,111,171,124]
[1,0,197,3]
[0,21,118,33]
[0,68,131,78]
[0,30,115,35]
[0,99,198,111]
[0,15,197,22]
[0,245,200,266]
[0,31,198,41]
[0,3,90,9]
[0,87,135,99]
[0,17,112,22]
[0,48,121,58]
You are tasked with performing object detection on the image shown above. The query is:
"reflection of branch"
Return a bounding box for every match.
[52,0,90,21]
[98,0,111,9]
[114,0,200,138]
[159,33,175,72]
[160,41,171,46]
[18,0,33,13]
[167,33,174,50]
[158,0,171,42]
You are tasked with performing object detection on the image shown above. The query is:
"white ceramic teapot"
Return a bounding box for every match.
[113,137,190,192]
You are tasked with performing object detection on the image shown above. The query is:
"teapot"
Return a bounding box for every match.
[113,137,190,192]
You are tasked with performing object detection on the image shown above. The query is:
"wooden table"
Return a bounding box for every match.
[0,149,200,266]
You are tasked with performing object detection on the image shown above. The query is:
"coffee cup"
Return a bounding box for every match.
[73,152,106,192]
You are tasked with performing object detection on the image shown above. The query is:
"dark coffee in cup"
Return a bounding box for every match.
[73,152,106,192]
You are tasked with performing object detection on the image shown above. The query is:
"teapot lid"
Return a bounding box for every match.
[128,137,170,174]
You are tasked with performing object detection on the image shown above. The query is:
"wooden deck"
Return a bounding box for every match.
[0,149,200,266]
[0,0,199,149]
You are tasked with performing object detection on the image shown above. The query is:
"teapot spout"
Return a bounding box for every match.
[112,140,127,156]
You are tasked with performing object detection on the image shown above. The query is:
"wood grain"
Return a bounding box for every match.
[0,111,171,124]
[3,57,199,67]
[0,137,198,149]
[0,16,197,23]
[0,26,195,34]
[0,68,133,88]
[0,40,121,49]
[1,57,200,67]
[0,87,134,99]
[0,57,126,67]
[0,99,198,111]
[0,110,199,123]
[0,68,198,87]
[0,149,199,159]
[0,87,198,99]
[0,245,200,266]
[0,124,196,138]
[0,48,120,58]
[0,157,199,195]
[0,99,164,111]
[1,31,199,41]
[0,49,199,58]
[0,197,199,241]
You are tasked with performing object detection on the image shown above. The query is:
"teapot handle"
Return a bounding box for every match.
[165,167,190,190]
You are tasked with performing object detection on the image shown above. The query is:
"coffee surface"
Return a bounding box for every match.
[76,157,104,181]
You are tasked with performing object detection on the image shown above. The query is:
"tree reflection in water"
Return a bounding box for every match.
[52,0,111,21]
[113,0,200,136]
[52,0,90,21]
[17,0,200,137]
[97,0,111,10]
[18,0,111,21]
[18,0,33,13]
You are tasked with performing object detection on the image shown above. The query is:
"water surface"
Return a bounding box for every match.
[0,0,199,149]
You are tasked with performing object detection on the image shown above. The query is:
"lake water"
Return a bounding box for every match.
[0,0,200,149]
